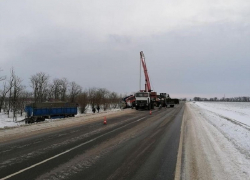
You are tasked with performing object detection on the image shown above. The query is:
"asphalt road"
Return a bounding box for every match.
[0,103,184,180]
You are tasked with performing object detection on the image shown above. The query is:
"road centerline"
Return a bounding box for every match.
[1,116,146,180]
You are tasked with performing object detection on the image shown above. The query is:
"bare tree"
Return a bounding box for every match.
[87,87,107,109]
[68,81,82,103]
[12,75,24,121]
[47,83,55,101]
[7,69,15,117]
[88,87,98,108]
[6,68,25,121]
[17,91,32,117]
[60,78,68,101]
[49,78,68,101]
[0,82,11,112]
[109,92,119,108]
[87,88,119,111]
[99,88,110,111]
[0,68,6,82]
[30,72,49,103]
[77,91,88,114]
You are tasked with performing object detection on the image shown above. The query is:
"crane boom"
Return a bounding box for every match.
[140,51,152,92]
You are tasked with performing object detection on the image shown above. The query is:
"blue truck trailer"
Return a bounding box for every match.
[25,102,78,123]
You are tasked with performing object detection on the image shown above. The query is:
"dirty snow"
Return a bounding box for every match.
[0,106,122,129]
[182,102,250,180]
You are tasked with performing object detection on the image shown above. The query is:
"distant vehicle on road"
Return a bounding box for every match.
[166,99,175,108]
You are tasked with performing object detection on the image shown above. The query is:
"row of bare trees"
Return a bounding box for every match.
[193,96,250,102]
[0,69,122,121]
[0,68,27,120]
[77,88,121,114]
[30,72,82,103]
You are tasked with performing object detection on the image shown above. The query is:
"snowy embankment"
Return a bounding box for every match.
[0,107,122,129]
[181,102,250,180]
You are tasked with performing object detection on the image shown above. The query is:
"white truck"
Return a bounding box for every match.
[135,92,154,110]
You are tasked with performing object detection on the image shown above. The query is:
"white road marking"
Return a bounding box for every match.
[2,117,146,180]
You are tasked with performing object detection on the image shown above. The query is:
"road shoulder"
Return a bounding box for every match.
[174,103,186,180]
[0,109,134,143]
[181,102,250,180]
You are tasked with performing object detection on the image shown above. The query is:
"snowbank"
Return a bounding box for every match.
[0,112,25,128]
[182,102,250,180]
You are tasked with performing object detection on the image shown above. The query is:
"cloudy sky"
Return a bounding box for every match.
[1,0,250,99]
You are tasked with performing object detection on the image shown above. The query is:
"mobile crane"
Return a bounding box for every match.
[135,51,157,110]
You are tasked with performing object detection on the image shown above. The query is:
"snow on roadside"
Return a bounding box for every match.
[193,102,250,158]
[0,106,122,129]
[0,112,25,128]
[182,102,250,180]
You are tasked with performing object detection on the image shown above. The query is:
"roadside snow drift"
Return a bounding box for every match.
[182,102,250,180]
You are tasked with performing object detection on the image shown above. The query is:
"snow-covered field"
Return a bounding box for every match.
[194,102,250,126]
[182,102,250,180]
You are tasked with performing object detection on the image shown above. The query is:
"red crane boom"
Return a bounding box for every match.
[140,51,152,92]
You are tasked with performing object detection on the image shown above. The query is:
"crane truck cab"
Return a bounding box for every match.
[135,92,154,110]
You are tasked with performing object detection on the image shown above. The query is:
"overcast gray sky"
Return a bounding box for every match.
[1,0,250,99]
